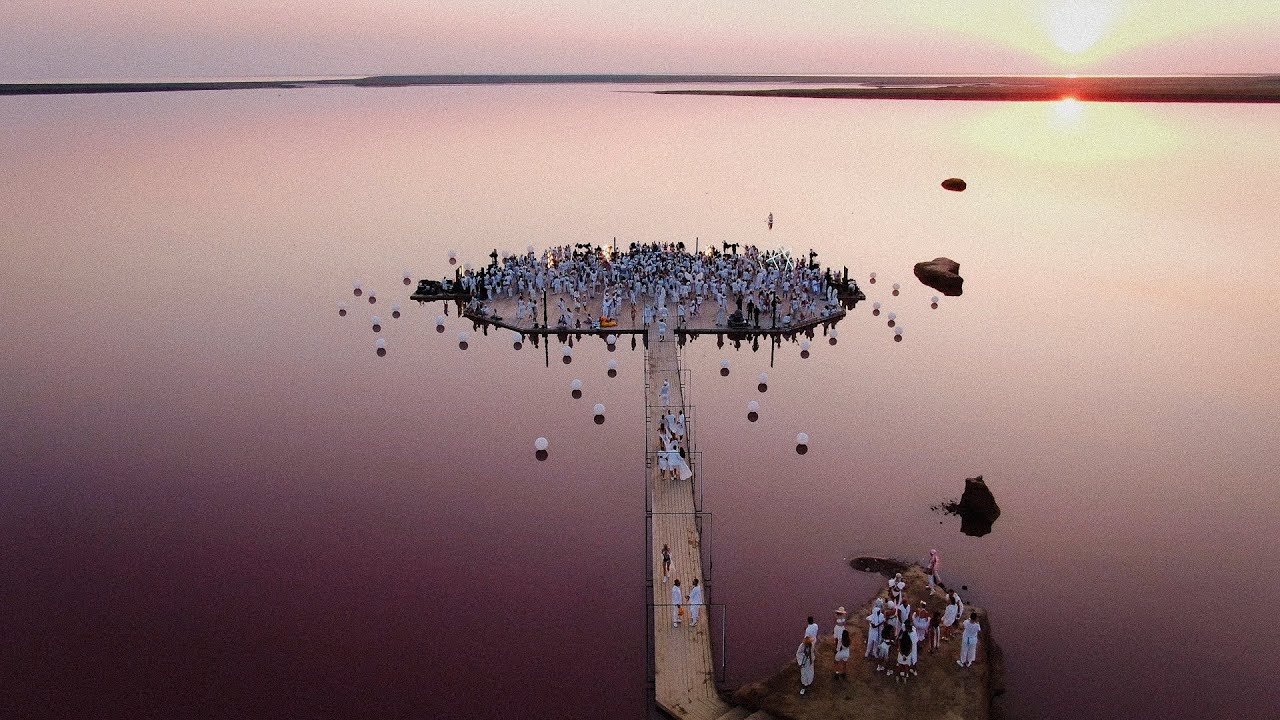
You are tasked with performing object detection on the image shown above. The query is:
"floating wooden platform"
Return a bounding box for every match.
[414,291,850,338]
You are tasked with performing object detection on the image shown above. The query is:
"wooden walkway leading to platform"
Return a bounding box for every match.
[646,326,772,720]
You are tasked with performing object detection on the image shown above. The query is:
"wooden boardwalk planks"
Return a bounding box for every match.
[646,326,733,720]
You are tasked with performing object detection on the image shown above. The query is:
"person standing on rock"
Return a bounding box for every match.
[895,629,913,683]
[912,603,932,664]
[671,579,683,628]
[865,599,886,663]
[958,611,981,667]
[926,549,941,594]
[796,636,815,696]
[688,579,703,627]
[896,599,911,642]
[942,592,960,641]
[929,608,943,653]
[889,572,906,603]
[833,628,851,679]
[804,616,819,646]
[833,606,848,643]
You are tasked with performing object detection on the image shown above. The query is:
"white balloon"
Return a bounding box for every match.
[748,400,760,412]
[458,331,470,342]
[873,301,881,310]
[371,315,382,325]
[352,280,363,290]
[367,289,377,298]
[888,312,897,321]
[563,346,574,357]
[402,269,412,279]
[758,372,768,383]
[512,331,522,342]
[608,359,618,370]
[894,326,904,336]
[800,340,811,351]
[391,303,400,312]
[892,283,900,290]
[338,302,348,311]
[534,437,549,451]
[720,359,730,369]
[869,272,877,279]
[931,296,940,304]
[435,315,446,325]
[830,329,838,338]
[448,250,457,258]
[527,245,535,254]
[606,334,617,345]
[796,432,809,444]
[593,403,605,415]
[375,338,386,348]
[570,379,583,391]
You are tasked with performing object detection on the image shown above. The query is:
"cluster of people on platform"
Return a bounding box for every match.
[465,242,842,330]
[795,550,983,696]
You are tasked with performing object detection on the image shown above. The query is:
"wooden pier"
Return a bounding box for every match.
[645,325,773,720]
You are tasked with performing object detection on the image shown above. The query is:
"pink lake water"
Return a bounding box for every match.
[2,85,1278,719]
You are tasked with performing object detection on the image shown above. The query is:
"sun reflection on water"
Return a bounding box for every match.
[964,98,1181,165]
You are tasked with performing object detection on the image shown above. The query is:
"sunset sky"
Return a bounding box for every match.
[2,0,1278,81]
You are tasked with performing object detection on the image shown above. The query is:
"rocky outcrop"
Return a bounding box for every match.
[913,257,964,297]
[956,476,1000,537]
[941,178,967,192]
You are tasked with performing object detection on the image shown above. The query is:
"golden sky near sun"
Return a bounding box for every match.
[1,0,1278,80]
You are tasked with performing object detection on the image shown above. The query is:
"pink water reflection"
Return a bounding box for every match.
[1,86,1278,718]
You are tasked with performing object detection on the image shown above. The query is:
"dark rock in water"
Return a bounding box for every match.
[956,475,1000,536]
[942,177,967,192]
[913,257,964,296]
[850,556,911,577]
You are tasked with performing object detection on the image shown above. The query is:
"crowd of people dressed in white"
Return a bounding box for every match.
[795,550,983,696]
[461,242,842,330]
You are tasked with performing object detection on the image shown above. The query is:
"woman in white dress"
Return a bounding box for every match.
[796,637,815,695]
[942,592,960,642]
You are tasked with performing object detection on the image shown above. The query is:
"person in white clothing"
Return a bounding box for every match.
[803,616,819,646]
[671,579,683,628]
[688,579,703,626]
[865,599,886,664]
[833,606,848,643]
[796,637,815,695]
[659,379,670,406]
[942,592,960,641]
[958,612,981,667]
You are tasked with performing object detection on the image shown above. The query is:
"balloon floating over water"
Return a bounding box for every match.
[720,358,730,377]
[338,303,347,317]
[375,338,386,357]
[796,432,809,455]
[371,315,382,332]
[608,359,618,377]
[448,250,458,265]
[872,301,881,316]
[931,295,940,309]
[367,289,376,304]
[829,328,838,346]
[869,272,877,284]
[894,326,904,342]
[402,270,412,286]
[352,281,363,297]
[391,303,401,319]
[563,345,574,364]
[593,403,606,424]
[458,331,470,350]
[892,282,900,297]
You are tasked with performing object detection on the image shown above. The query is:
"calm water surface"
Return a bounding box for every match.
[2,85,1278,719]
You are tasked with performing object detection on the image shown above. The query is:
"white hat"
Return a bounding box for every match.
[836,606,847,614]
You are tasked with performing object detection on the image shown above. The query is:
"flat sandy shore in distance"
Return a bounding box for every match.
[4,75,1278,102]
[653,75,1280,103]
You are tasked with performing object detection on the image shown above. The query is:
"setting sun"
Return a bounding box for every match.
[1045,0,1119,54]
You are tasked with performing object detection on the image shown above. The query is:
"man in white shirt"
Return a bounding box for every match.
[804,616,819,646]
[671,579,683,628]
[688,579,703,627]
[958,612,981,667]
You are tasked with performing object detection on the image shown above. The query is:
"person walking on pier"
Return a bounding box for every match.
[688,579,703,627]
[660,544,671,583]
[659,379,670,407]
[958,612,981,667]
[796,637,815,696]
[671,579,683,628]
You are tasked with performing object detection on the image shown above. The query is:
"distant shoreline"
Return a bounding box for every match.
[3,74,1278,102]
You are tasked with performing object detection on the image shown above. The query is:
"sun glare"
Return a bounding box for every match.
[1045,0,1119,54]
